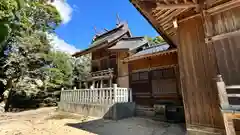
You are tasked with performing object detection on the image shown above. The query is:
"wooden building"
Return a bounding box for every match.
[123,43,184,121]
[73,22,148,88]
[130,0,240,134]
[124,44,180,106]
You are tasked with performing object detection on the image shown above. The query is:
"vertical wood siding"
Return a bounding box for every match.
[117,52,129,87]
[211,7,240,85]
[130,53,178,71]
[129,54,180,106]
[178,16,224,128]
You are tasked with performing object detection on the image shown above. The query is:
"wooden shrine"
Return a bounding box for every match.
[123,43,184,121]
[73,22,148,89]
[130,0,240,134]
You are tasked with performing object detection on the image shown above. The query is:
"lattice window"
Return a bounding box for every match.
[152,79,177,94]
[151,68,177,95]
[109,58,116,69]
[152,68,175,79]
[162,68,175,78]
[139,72,148,80]
[92,61,99,72]
[131,71,149,81]
[131,73,139,81]
[100,58,108,70]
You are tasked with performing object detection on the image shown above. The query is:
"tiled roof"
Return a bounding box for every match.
[90,22,129,47]
[123,43,177,62]
[131,43,170,57]
[73,23,130,57]
[108,37,148,51]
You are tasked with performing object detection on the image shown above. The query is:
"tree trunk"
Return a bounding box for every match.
[4,88,13,112]
[3,78,13,112]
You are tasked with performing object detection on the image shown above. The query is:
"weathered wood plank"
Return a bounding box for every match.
[223,113,236,135]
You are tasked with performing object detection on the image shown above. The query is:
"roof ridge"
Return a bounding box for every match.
[121,36,145,40]
[144,42,168,50]
[94,23,127,41]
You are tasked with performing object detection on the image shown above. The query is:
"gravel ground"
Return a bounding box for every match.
[0,107,186,135]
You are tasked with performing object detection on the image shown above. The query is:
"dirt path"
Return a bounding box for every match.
[0,107,186,135]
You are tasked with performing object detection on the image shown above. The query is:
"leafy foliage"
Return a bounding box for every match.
[72,55,91,88]
[0,0,63,110]
[145,36,165,46]
[44,51,74,89]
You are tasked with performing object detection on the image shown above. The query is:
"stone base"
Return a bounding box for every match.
[58,102,135,120]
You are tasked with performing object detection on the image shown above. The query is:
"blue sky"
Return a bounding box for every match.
[51,0,158,53]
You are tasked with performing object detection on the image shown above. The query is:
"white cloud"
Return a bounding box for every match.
[51,0,73,24]
[48,34,79,54]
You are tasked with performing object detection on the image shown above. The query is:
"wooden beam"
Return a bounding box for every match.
[173,19,178,28]
[153,9,167,17]
[215,75,229,109]
[174,0,179,4]
[226,85,240,89]
[207,0,240,15]
[155,9,175,20]
[156,3,198,10]
[162,23,173,30]
[205,29,240,43]
[228,94,240,97]
[179,13,201,23]
[164,0,170,4]
[131,0,176,47]
[158,8,188,25]
[215,75,236,135]
[192,0,197,4]
[186,124,225,134]
[222,113,236,135]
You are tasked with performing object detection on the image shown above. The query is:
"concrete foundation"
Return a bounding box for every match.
[58,102,135,120]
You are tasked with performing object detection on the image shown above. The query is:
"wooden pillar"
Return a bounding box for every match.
[79,81,82,89]
[109,75,113,87]
[92,80,95,88]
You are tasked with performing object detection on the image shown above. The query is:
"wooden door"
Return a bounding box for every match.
[130,71,151,105]
[151,68,178,96]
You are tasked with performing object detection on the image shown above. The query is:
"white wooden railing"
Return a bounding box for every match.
[60,84,132,105]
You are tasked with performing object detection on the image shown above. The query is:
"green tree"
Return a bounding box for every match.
[72,55,91,88]
[153,36,165,44]
[44,51,74,90]
[0,0,61,110]
[145,36,165,46]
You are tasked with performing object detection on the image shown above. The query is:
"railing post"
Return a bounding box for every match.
[110,87,113,104]
[129,88,132,102]
[113,84,118,103]
[61,88,64,102]
[73,87,76,103]
[215,75,236,135]
[216,75,229,109]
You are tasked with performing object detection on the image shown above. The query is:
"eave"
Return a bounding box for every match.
[123,48,177,63]
[130,0,177,48]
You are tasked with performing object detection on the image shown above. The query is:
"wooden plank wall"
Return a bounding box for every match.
[210,7,240,85]
[178,16,224,132]
[130,53,178,71]
[129,53,180,106]
[117,52,129,87]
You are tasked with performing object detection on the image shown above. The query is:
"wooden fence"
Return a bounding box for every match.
[215,75,240,135]
[60,84,132,105]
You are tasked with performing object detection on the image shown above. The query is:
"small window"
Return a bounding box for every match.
[131,73,139,81]
[139,72,148,80]
[163,68,175,78]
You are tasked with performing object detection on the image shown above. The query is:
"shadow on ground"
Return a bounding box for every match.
[66,117,186,135]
